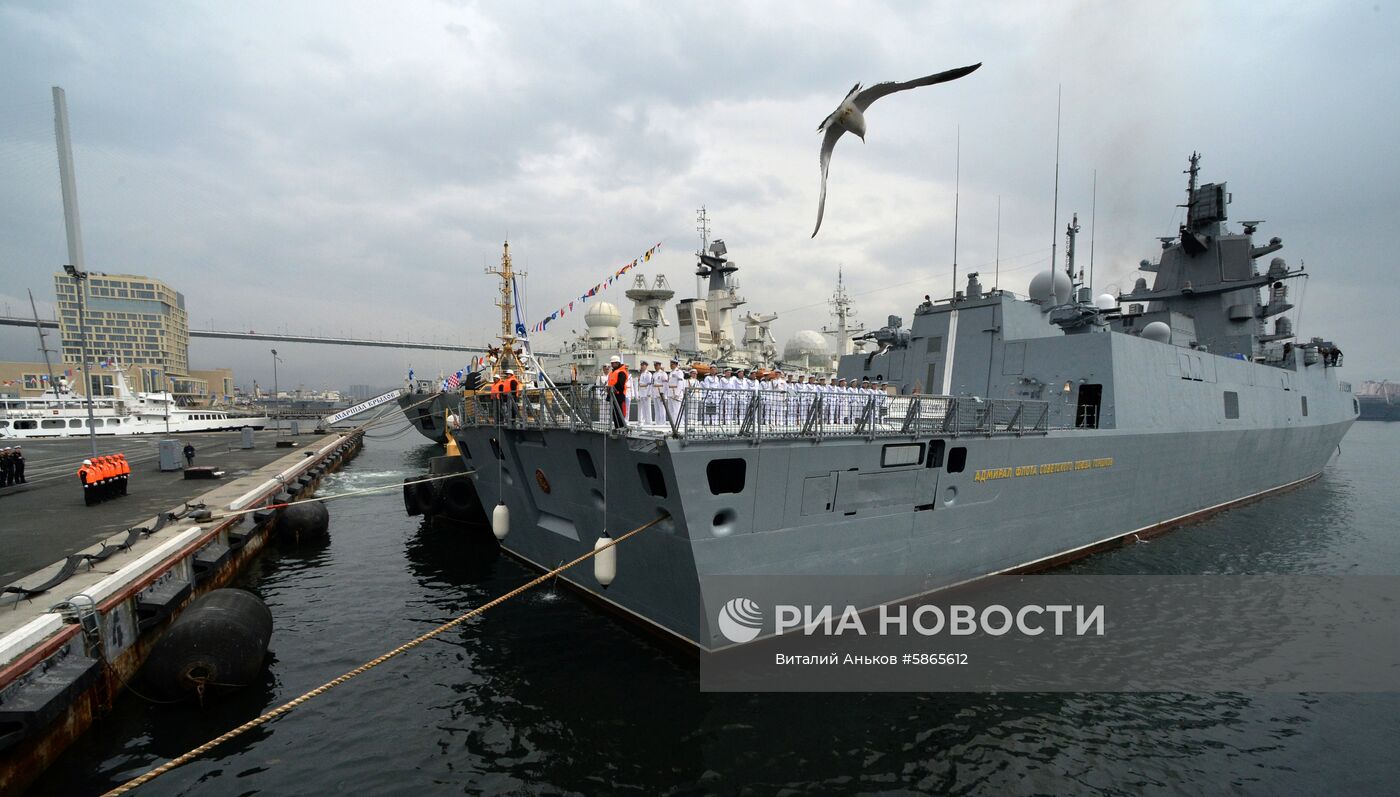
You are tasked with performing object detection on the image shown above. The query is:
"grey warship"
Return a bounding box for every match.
[447,155,1357,651]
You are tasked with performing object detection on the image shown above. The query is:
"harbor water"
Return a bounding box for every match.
[30,422,1400,795]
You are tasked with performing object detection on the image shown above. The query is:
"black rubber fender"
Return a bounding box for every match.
[439,477,483,522]
[403,478,423,517]
[141,589,272,699]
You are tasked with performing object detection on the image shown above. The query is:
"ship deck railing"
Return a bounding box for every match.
[458,386,1054,441]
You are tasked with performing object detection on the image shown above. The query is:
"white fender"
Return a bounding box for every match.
[492,502,510,540]
[593,533,616,588]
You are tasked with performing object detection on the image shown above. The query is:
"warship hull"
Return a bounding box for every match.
[398,390,451,444]
[451,341,1355,650]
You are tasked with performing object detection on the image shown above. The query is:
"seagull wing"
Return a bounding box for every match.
[852,62,982,111]
[813,123,847,238]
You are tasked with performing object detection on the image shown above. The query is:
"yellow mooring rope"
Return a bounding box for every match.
[102,512,668,796]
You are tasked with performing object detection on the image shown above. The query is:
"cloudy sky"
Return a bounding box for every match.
[1,0,1396,391]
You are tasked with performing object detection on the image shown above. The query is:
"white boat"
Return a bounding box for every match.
[0,369,268,439]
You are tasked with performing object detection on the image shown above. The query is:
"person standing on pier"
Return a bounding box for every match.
[1,448,12,487]
[12,447,22,484]
[78,458,96,505]
[183,443,196,467]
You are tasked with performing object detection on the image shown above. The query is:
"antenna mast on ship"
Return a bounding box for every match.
[951,125,960,298]
[1049,86,1062,286]
[695,206,710,299]
[822,266,865,357]
[486,240,525,374]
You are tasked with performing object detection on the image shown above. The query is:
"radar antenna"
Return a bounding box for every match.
[695,206,711,298]
[822,266,866,356]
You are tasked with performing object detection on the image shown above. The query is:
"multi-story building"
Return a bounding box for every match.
[53,272,191,394]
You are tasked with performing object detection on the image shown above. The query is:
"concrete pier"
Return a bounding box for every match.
[0,430,323,585]
[0,429,364,796]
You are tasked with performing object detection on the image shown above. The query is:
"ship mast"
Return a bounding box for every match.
[822,266,865,357]
[485,240,524,373]
[695,206,710,299]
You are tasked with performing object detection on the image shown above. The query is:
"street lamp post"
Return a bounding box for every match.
[64,264,97,457]
[271,348,282,434]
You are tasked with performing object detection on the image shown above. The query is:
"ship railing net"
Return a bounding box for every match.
[459,386,1053,440]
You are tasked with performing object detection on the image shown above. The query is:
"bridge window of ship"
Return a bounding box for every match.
[1075,384,1103,429]
[947,446,967,474]
[15,420,35,430]
[576,449,597,478]
[706,458,747,495]
[1301,396,1309,417]
[1224,391,1240,420]
[69,419,82,427]
[42,419,64,429]
[881,443,926,467]
[638,463,668,498]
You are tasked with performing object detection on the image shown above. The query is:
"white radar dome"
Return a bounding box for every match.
[783,330,829,362]
[584,301,622,329]
[1028,269,1074,307]
[1141,321,1172,344]
[1095,293,1118,310]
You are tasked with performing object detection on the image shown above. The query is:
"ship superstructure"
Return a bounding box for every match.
[550,222,842,382]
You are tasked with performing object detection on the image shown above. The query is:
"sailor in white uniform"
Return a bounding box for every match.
[795,375,813,425]
[771,370,788,426]
[651,361,666,424]
[667,359,685,423]
[722,367,741,425]
[701,369,720,426]
[636,361,653,425]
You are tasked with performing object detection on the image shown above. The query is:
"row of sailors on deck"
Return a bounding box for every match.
[600,357,892,427]
[693,370,894,426]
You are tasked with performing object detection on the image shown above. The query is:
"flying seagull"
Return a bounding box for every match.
[812,62,982,237]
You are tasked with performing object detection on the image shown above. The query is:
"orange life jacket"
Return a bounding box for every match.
[78,464,92,485]
[117,454,129,477]
[606,364,629,394]
[505,376,521,396]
